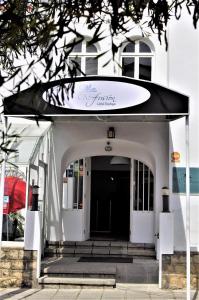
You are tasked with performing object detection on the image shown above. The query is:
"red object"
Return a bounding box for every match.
[3,176,32,214]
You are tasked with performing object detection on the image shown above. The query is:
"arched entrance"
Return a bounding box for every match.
[61,139,155,244]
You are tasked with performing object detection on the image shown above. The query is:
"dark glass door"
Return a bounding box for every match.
[90,170,130,240]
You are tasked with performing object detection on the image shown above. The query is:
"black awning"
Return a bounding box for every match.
[3,76,189,121]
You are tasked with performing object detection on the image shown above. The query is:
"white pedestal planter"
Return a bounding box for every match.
[24,211,42,251]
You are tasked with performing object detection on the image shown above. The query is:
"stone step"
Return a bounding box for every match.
[44,247,155,258]
[38,275,116,288]
[42,260,117,278]
[42,273,115,278]
[44,241,156,260]
[47,241,155,249]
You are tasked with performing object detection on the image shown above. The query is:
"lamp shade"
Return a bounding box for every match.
[162,186,169,196]
[107,127,115,139]
[32,185,39,195]
[110,156,130,165]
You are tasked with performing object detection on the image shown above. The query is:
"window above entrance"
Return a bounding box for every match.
[68,40,98,76]
[121,40,154,81]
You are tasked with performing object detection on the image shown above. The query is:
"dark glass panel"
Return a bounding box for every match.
[149,171,154,211]
[72,42,82,53]
[69,57,81,76]
[86,43,97,53]
[86,57,98,75]
[144,165,149,211]
[123,42,135,53]
[122,57,134,77]
[134,160,138,210]
[139,57,151,81]
[78,159,83,209]
[138,162,143,210]
[139,41,151,53]
[73,161,79,209]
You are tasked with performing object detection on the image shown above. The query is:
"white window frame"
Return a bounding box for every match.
[134,160,154,212]
[62,159,84,211]
[120,40,154,81]
[68,40,98,76]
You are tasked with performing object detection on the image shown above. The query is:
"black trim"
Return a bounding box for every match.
[4,76,189,118]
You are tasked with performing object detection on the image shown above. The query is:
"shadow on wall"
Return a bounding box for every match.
[60,138,156,177]
[46,135,62,242]
[0,246,37,288]
[60,138,156,215]
[169,121,186,251]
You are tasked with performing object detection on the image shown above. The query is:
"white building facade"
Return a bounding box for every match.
[1,7,199,291]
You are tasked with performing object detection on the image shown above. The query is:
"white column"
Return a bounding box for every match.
[158,212,174,288]
[185,115,190,300]
[24,211,42,278]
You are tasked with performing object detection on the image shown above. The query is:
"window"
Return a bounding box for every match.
[121,40,153,81]
[68,41,98,76]
[62,159,84,210]
[134,160,154,211]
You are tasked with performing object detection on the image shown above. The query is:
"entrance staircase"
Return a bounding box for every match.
[44,240,155,258]
[39,240,156,288]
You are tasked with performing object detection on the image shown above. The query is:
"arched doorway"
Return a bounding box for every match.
[61,139,156,243]
[62,154,155,244]
[90,156,130,240]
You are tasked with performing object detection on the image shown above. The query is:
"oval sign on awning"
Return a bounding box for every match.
[43,80,150,111]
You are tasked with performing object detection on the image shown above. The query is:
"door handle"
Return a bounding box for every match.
[154,233,159,239]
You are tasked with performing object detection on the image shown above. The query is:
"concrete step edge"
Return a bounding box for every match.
[45,248,155,253]
[46,246,155,250]
[41,271,116,276]
[38,275,116,286]
[41,273,115,279]
[44,252,156,257]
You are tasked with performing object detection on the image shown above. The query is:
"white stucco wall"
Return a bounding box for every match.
[167,11,199,250]
[46,121,169,242]
[45,10,199,247]
[5,8,199,250]
[41,8,199,248]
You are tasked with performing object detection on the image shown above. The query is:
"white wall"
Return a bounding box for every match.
[131,212,155,243]
[3,3,199,250]
[168,10,199,167]
[62,210,84,241]
[168,11,199,250]
[7,14,198,248]
[46,121,169,242]
[46,134,62,241]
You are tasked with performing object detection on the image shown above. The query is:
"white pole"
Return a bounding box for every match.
[23,164,30,248]
[186,115,191,300]
[159,252,162,289]
[0,116,7,253]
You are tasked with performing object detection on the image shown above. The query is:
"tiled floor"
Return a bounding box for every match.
[41,257,159,284]
[0,285,198,300]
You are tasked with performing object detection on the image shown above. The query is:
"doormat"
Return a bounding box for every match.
[78,257,133,263]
